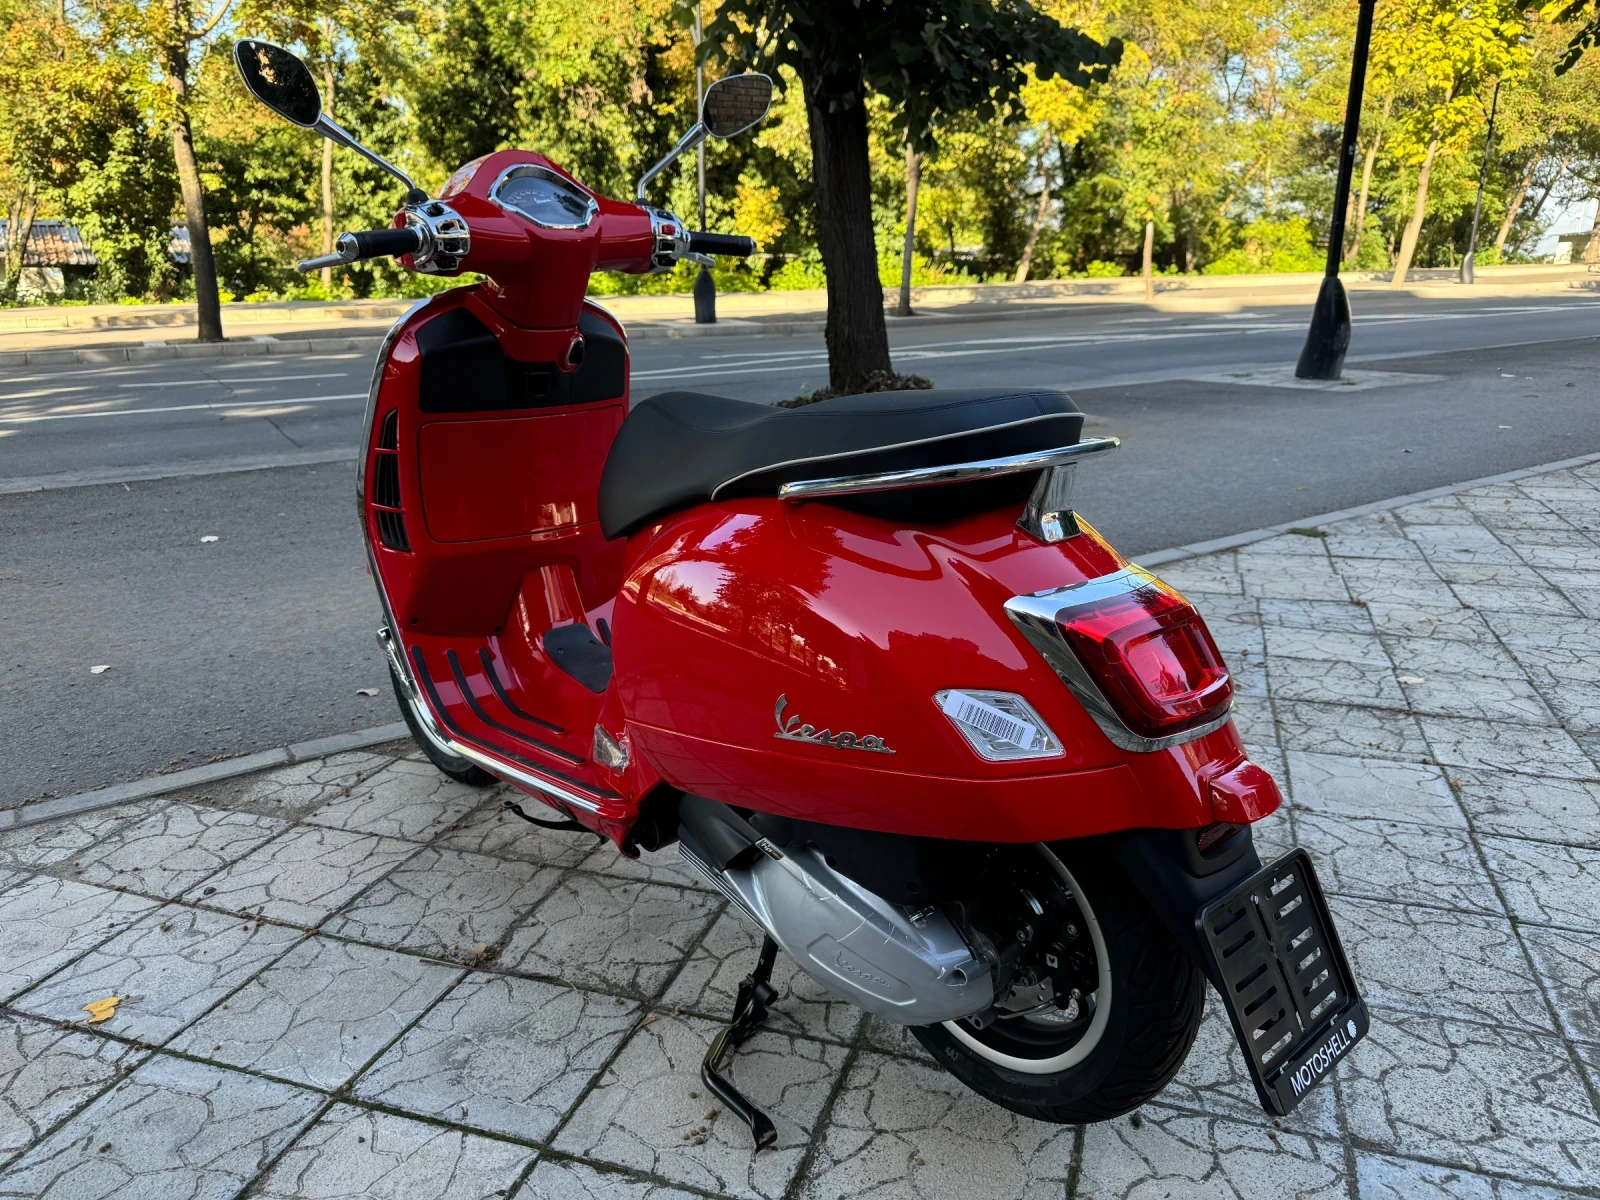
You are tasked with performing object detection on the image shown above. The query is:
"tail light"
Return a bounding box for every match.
[1055,581,1232,738]
[1005,567,1234,751]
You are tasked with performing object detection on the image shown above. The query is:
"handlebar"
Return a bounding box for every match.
[686,231,756,258]
[297,225,424,273]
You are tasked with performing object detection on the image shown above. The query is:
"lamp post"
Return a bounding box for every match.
[1460,80,1502,285]
[692,1,717,324]
[1295,0,1376,380]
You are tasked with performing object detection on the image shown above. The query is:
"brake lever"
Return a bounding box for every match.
[682,251,715,268]
[296,251,349,273]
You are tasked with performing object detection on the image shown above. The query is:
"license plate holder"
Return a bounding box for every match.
[1197,849,1368,1116]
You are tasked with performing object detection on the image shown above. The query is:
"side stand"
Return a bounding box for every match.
[702,935,779,1149]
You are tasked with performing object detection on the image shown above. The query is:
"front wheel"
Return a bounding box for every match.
[912,842,1204,1124]
[389,669,498,788]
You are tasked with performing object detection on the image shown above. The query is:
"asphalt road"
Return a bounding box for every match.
[2,293,1597,805]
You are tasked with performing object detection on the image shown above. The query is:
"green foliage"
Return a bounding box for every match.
[4,0,1600,311]
[690,0,1121,149]
[1203,218,1326,274]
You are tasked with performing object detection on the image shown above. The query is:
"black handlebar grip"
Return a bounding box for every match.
[344,226,425,260]
[686,232,757,257]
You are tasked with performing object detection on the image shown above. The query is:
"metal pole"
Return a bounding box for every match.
[1295,0,1376,380]
[693,1,717,324]
[1460,80,1501,285]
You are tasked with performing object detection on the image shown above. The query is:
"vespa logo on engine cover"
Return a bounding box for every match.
[774,696,894,754]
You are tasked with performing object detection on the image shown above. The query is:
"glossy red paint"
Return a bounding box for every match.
[365,287,628,637]
[363,147,1285,850]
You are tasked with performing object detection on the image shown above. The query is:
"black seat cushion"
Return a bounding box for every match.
[597,388,1083,539]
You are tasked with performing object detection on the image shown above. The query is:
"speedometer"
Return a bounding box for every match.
[491,165,599,230]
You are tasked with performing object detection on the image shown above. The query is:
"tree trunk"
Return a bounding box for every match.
[1519,156,1569,251]
[1493,155,1540,254]
[801,63,892,393]
[3,179,38,300]
[1389,134,1440,289]
[166,21,223,342]
[320,49,337,290]
[1015,129,1053,284]
[1142,218,1155,302]
[1348,131,1381,263]
[896,143,919,317]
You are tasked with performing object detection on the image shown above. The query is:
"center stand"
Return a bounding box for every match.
[701,935,780,1149]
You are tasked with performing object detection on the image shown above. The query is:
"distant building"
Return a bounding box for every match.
[1552,231,1593,265]
[1,220,195,300]
[0,219,97,299]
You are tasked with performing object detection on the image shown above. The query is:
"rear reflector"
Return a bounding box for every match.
[1055,579,1232,738]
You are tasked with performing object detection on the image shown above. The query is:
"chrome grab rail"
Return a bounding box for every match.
[776,437,1120,502]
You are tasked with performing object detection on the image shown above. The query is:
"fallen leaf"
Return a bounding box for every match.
[200,535,219,544]
[82,996,122,1024]
[89,665,111,675]
[355,687,379,697]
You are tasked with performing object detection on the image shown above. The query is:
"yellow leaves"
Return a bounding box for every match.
[732,178,786,249]
[82,996,122,1024]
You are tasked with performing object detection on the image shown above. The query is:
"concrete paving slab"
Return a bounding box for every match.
[352,972,639,1142]
[248,1103,537,1200]
[0,1053,323,1199]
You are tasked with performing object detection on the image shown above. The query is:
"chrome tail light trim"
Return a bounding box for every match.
[1005,567,1233,753]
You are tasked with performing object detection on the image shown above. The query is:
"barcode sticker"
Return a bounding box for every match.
[941,692,1036,748]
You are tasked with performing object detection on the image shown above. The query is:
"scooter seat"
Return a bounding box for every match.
[597,387,1083,539]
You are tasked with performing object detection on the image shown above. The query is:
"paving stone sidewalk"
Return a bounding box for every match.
[3,461,1600,1199]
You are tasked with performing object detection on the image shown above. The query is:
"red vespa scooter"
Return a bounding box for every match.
[237,40,1367,1146]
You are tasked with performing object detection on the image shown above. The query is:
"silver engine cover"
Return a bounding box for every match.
[680,833,993,1025]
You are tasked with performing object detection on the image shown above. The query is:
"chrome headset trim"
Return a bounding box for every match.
[1004,566,1234,753]
[358,301,603,816]
[488,163,601,230]
[774,436,1120,501]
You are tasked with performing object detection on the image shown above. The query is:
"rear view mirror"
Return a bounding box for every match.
[234,40,321,128]
[702,74,774,139]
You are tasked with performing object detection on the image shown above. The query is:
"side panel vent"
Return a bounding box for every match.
[373,455,401,508]
[370,409,410,552]
[377,509,411,552]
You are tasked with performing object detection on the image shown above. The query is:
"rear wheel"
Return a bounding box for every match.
[389,670,498,788]
[912,842,1204,1123]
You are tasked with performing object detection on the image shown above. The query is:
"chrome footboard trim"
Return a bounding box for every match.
[378,628,604,816]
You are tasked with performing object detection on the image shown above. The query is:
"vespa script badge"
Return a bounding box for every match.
[773,695,894,754]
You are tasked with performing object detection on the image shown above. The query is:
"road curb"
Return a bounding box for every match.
[0,306,1057,365]
[0,723,412,832]
[1134,448,1600,568]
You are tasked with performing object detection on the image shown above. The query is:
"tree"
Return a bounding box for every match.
[695,0,1119,394]
[1372,0,1529,288]
[141,0,235,338]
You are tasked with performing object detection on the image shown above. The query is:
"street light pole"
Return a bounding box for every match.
[1460,79,1502,285]
[692,1,717,324]
[1295,0,1376,380]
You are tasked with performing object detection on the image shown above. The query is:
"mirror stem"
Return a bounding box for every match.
[314,114,425,202]
[636,123,709,202]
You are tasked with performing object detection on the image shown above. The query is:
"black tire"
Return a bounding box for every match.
[912,841,1204,1124]
[389,670,498,788]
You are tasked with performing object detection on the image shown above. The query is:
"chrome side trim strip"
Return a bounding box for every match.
[1004,568,1233,753]
[777,437,1120,502]
[377,628,604,815]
